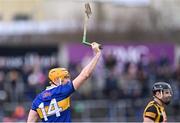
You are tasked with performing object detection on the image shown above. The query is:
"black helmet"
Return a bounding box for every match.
[152,82,173,95]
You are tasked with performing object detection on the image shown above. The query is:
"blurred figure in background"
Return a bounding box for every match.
[2,105,26,122]
[143,82,173,122]
[27,42,101,122]
[120,62,142,99]
[27,65,46,100]
[12,105,26,122]
[103,52,119,99]
[5,70,25,102]
[0,71,7,121]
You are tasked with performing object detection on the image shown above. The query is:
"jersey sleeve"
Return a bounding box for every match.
[144,105,158,121]
[56,81,75,97]
[31,99,38,111]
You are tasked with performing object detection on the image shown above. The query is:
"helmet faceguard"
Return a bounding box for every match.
[152,82,173,105]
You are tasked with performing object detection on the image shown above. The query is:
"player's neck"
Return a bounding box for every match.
[51,83,58,87]
[46,84,57,90]
[154,97,164,107]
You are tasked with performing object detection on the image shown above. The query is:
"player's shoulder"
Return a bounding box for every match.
[33,93,42,102]
[34,89,49,101]
[144,100,158,113]
[31,92,43,108]
[144,100,158,120]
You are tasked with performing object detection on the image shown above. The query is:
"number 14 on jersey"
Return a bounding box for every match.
[38,98,62,121]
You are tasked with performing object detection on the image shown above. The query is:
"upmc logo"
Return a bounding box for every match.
[104,45,149,63]
[68,43,174,64]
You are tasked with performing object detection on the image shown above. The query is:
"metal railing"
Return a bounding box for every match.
[2,98,180,122]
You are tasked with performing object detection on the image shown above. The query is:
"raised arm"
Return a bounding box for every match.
[72,42,101,90]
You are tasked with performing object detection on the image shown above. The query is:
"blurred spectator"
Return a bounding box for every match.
[103,70,119,100]
[2,105,26,122]
[120,62,142,99]
[103,52,117,70]
[2,117,14,122]
[0,71,7,121]
[26,65,46,100]
[171,61,180,121]
[4,70,24,102]
[103,52,119,99]
[0,71,8,102]
[136,67,149,97]
[158,52,170,67]
[12,105,26,122]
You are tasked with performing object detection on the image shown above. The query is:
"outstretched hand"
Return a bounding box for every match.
[91,42,101,54]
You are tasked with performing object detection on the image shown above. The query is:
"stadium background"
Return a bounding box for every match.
[0,0,180,122]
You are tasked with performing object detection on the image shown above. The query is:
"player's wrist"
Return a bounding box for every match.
[95,51,101,56]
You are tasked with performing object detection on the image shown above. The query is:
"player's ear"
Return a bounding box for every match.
[155,91,160,96]
[156,91,163,98]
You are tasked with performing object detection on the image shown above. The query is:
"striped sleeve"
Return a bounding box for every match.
[144,105,157,121]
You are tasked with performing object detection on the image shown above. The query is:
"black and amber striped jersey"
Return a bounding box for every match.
[143,100,167,122]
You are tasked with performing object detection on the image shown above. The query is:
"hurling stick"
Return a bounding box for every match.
[82,3,102,49]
